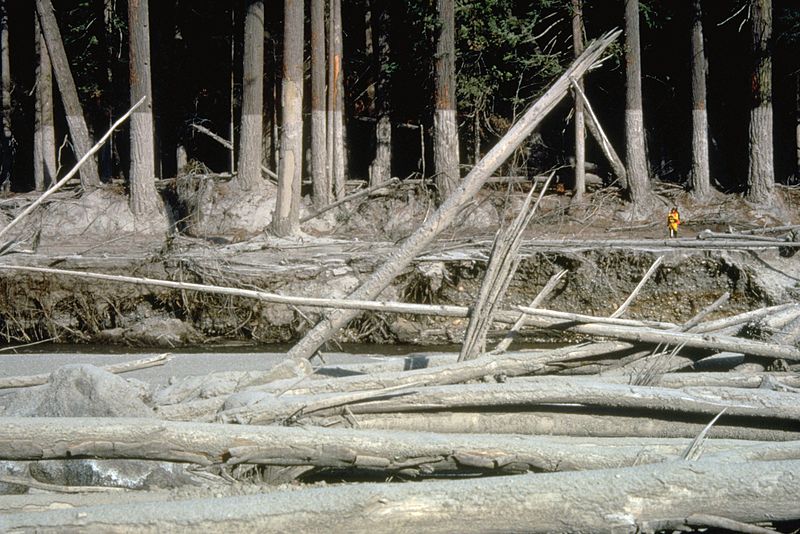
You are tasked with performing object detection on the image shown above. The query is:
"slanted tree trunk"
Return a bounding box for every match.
[0,0,12,191]
[571,0,585,202]
[127,0,161,217]
[272,0,304,236]
[35,0,101,190]
[311,0,329,209]
[689,0,711,198]
[623,0,651,207]
[434,0,460,202]
[369,0,391,187]
[234,0,265,191]
[747,0,775,203]
[331,0,346,199]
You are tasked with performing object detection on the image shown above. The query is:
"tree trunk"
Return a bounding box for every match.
[127,0,161,217]
[571,0,585,201]
[2,457,797,532]
[0,0,11,191]
[434,0,460,202]
[33,17,44,191]
[272,0,304,236]
[368,0,391,187]
[286,32,621,360]
[747,0,774,203]
[311,0,329,209]
[234,0,265,191]
[331,0,346,199]
[35,0,101,190]
[623,0,651,206]
[689,0,710,198]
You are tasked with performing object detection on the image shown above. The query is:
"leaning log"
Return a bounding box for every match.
[287,30,622,360]
[1,458,797,533]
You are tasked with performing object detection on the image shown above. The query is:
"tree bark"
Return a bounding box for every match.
[624,0,651,206]
[311,0,329,208]
[571,0,585,201]
[272,0,304,236]
[128,0,162,218]
[2,458,796,532]
[368,0,392,188]
[330,0,347,199]
[434,0,460,202]
[0,0,11,190]
[33,16,45,191]
[35,0,102,190]
[689,0,711,197]
[286,31,621,360]
[746,0,775,203]
[234,0,265,191]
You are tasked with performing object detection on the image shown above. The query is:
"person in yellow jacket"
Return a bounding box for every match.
[667,207,681,238]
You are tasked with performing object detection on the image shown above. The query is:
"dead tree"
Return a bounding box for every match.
[434,0,460,201]
[286,31,621,361]
[35,0,101,190]
[689,0,711,198]
[571,0,586,201]
[747,0,775,203]
[273,0,304,236]
[128,0,162,218]
[368,0,392,188]
[235,0,265,192]
[310,0,329,208]
[624,0,651,208]
[33,16,56,191]
[329,0,346,199]
[0,0,11,190]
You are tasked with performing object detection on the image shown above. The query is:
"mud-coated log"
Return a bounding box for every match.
[1,458,798,533]
[0,417,773,475]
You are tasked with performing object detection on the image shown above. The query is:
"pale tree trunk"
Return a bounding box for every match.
[272,0,304,236]
[369,0,391,187]
[34,17,44,191]
[796,72,800,180]
[0,0,11,190]
[39,18,56,189]
[311,0,329,208]
[747,0,774,203]
[234,0,265,191]
[35,0,101,190]
[690,0,711,198]
[434,0,460,202]
[571,0,585,201]
[623,0,651,206]
[331,0,346,199]
[127,0,161,217]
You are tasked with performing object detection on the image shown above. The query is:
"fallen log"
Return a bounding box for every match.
[2,458,798,533]
[0,417,776,476]
[688,303,797,334]
[510,371,800,390]
[517,238,800,250]
[609,255,663,318]
[320,410,800,441]
[287,30,622,360]
[300,177,400,223]
[0,353,171,390]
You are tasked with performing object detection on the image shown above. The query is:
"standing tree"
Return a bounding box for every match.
[0,0,12,190]
[369,0,392,187]
[571,0,586,202]
[128,0,162,219]
[272,0,303,236]
[311,0,329,208]
[330,0,346,199]
[623,0,651,208]
[434,0,460,201]
[35,0,101,190]
[689,0,711,198]
[747,0,775,203]
[34,16,57,191]
[235,0,265,191]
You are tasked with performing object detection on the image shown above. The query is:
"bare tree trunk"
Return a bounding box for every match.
[0,0,11,191]
[311,0,329,208]
[624,0,651,207]
[796,72,800,180]
[747,0,774,203]
[368,0,391,187]
[286,32,621,360]
[331,0,346,199]
[35,0,101,190]
[272,0,304,236]
[571,0,585,201]
[33,17,45,191]
[234,0,265,191]
[434,0,460,202]
[689,0,710,198]
[128,0,161,217]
